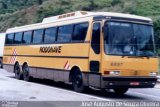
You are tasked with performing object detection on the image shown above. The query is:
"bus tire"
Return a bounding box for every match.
[14,63,22,80]
[72,70,84,93]
[23,64,31,82]
[113,88,128,95]
[0,58,3,68]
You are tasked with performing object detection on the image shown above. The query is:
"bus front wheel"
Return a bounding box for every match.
[72,70,84,93]
[113,88,128,95]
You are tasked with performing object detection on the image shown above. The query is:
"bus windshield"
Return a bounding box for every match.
[104,21,156,57]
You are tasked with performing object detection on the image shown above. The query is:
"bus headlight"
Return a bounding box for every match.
[149,72,157,76]
[104,71,120,75]
[110,71,120,75]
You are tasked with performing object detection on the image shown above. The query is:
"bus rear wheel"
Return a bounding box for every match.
[23,64,31,81]
[72,70,84,93]
[14,63,22,80]
[113,88,128,95]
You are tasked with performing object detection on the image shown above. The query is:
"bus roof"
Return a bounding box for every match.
[42,11,152,23]
[6,11,152,33]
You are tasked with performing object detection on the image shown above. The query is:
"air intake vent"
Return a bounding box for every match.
[42,11,92,23]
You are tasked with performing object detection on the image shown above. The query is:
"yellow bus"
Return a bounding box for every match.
[3,11,158,95]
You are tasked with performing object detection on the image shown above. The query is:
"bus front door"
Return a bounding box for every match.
[88,22,102,88]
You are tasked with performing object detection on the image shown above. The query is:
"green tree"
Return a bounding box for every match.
[38,0,43,5]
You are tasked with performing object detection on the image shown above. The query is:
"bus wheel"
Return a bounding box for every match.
[23,64,31,81]
[113,88,128,95]
[14,63,22,80]
[72,70,84,93]
[0,58,3,68]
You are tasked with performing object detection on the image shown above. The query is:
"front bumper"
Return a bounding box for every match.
[102,76,157,89]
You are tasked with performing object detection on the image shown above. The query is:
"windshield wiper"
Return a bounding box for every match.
[121,55,145,59]
[127,56,146,59]
[122,55,153,59]
[128,55,158,59]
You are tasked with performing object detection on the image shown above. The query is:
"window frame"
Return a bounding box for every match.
[32,29,45,44]
[57,24,74,43]
[14,32,23,44]
[22,30,33,44]
[91,22,101,54]
[44,27,58,44]
[72,22,89,42]
[5,33,15,45]
[5,21,90,46]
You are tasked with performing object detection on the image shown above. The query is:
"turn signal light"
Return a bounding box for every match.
[104,71,110,75]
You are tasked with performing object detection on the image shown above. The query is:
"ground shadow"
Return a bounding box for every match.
[9,77,146,100]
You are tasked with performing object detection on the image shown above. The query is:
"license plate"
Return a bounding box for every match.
[130,82,140,86]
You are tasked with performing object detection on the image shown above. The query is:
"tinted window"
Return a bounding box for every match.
[6,33,14,44]
[33,29,44,44]
[72,23,88,41]
[23,31,32,44]
[104,22,155,56]
[57,25,73,42]
[14,32,23,44]
[44,27,57,43]
[91,23,101,54]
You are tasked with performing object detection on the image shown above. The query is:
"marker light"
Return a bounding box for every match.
[149,72,157,76]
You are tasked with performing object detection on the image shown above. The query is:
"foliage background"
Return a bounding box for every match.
[0,0,160,50]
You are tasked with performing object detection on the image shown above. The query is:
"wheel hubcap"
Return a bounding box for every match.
[75,75,82,88]
[24,67,29,78]
[16,67,20,75]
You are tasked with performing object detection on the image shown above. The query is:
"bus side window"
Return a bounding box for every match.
[72,23,88,41]
[23,31,32,44]
[6,33,14,45]
[91,23,101,54]
[33,29,44,44]
[44,27,57,43]
[57,25,73,42]
[14,32,23,44]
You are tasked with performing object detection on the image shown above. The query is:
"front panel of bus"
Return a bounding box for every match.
[101,19,158,88]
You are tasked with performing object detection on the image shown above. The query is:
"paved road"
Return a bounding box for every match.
[0,69,160,107]
[0,69,109,101]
